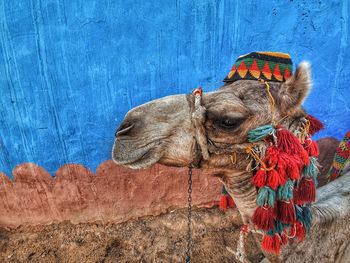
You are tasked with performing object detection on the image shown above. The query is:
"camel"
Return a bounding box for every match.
[112,55,350,262]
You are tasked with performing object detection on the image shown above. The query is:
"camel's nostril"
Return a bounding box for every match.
[115,122,135,137]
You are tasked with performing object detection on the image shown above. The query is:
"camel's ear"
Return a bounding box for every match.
[278,61,312,114]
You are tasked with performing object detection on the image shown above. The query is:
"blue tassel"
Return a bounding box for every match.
[257,186,276,207]
[277,179,294,200]
[248,124,276,142]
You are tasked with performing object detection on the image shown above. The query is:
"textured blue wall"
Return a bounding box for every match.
[1,0,349,177]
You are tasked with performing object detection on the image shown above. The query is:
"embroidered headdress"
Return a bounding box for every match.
[224,51,293,83]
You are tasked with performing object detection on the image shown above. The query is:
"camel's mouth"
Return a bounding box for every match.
[112,139,164,169]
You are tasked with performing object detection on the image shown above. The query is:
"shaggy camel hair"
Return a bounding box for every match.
[112,62,350,262]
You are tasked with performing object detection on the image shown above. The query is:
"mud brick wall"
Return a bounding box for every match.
[0,161,221,229]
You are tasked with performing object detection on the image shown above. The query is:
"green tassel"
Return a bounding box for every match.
[257,186,276,207]
[248,124,276,142]
[303,157,319,186]
[275,220,284,233]
[295,205,312,232]
[277,180,294,200]
[303,157,319,178]
[301,206,312,232]
[295,205,303,221]
[282,222,291,228]
[267,229,275,236]
[221,186,229,195]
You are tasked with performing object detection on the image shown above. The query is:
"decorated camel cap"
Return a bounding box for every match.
[223,51,293,83]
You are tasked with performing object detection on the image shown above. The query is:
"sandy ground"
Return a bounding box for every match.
[0,207,264,263]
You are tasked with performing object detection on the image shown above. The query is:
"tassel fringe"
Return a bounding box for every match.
[262,234,281,254]
[306,114,324,135]
[244,116,322,254]
[219,195,236,212]
[252,206,276,231]
[277,200,296,224]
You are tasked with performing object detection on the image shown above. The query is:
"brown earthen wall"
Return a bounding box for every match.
[0,161,221,229]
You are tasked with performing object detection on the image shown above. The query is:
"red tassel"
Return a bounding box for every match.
[278,170,287,186]
[273,234,281,254]
[279,153,301,180]
[219,195,228,212]
[262,235,274,252]
[252,169,267,188]
[300,148,310,166]
[227,195,236,208]
[277,200,296,224]
[295,221,306,241]
[252,206,276,231]
[304,138,319,157]
[265,146,279,166]
[220,195,236,212]
[308,140,319,157]
[281,231,288,245]
[262,234,281,254]
[298,178,316,203]
[276,155,287,179]
[289,222,296,237]
[277,129,301,154]
[293,187,305,205]
[267,169,285,189]
[277,129,309,165]
[289,159,301,180]
[307,114,324,135]
[294,154,305,170]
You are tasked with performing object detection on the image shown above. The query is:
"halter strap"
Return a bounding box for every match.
[188,87,210,168]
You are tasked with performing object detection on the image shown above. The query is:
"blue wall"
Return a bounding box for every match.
[1,0,349,177]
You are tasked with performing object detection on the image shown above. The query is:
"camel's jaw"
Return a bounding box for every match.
[112,94,198,169]
[112,138,164,169]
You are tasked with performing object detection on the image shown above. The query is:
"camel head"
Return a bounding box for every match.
[112,59,311,176]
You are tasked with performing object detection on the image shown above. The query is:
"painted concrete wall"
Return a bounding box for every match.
[0,0,349,177]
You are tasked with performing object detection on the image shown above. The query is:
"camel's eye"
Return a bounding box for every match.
[215,117,244,130]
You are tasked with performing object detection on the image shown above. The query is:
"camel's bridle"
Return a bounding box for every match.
[188,84,273,169]
[188,87,209,168]
[185,87,213,263]
[184,87,205,263]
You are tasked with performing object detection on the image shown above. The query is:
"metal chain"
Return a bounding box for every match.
[185,167,193,263]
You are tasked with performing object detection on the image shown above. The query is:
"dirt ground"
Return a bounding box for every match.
[0,207,264,263]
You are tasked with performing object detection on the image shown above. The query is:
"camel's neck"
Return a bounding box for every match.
[221,170,257,225]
